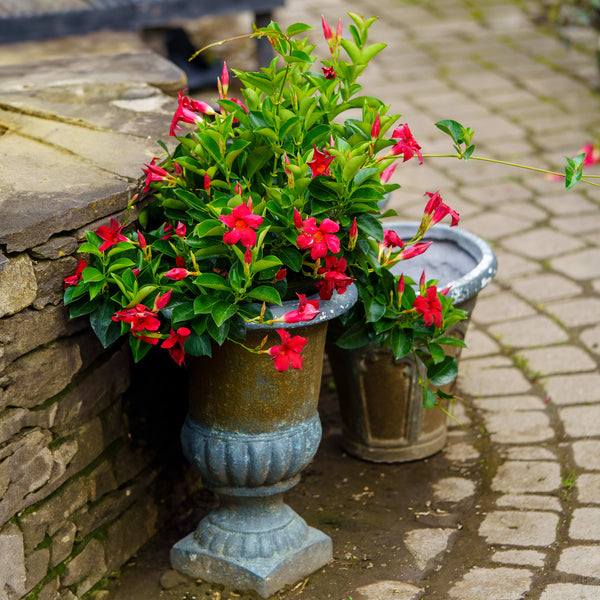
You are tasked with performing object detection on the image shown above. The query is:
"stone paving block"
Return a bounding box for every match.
[551,248,600,280]
[492,461,561,494]
[403,528,456,570]
[479,511,558,546]
[459,181,533,206]
[503,446,556,461]
[448,566,532,600]
[556,544,600,578]
[577,474,600,504]
[475,395,547,412]
[573,441,600,471]
[518,345,597,376]
[493,251,540,281]
[432,478,476,503]
[500,201,547,223]
[458,366,532,397]
[460,212,529,240]
[471,292,536,325]
[496,494,561,512]
[546,297,600,328]
[491,549,546,567]
[544,373,600,406]
[0,254,37,319]
[462,328,500,358]
[483,410,554,444]
[444,442,480,463]
[488,315,569,348]
[503,227,585,259]
[551,213,600,234]
[511,273,583,302]
[538,194,597,216]
[581,326,600,357]
[560,405,600,437]
[540,583,600,600]
[355,580,423,600]
[570,508,600,540]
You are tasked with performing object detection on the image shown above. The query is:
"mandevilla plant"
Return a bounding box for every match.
[62,13,595,406]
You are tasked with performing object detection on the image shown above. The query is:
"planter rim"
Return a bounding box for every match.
[385,221,497,304]
[247,283,358,330]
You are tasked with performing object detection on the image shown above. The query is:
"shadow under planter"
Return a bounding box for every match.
[327,222,497,463]
[171,287,357,598]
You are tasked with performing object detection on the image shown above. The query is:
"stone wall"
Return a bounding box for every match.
[0,42,196,600]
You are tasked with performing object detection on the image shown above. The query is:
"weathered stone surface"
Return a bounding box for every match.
[24,547,50,593]
[540,583,600,600]
[19,476,89,552]
[31,236,79,260]
[479,511,558,546]
[53,347,130,435]
[0,522,26,600]
[88,461,118,503]
[576,473,600,504]
[496,494,561,512]
[483,411,554,444]
[0,254,37,319]
[51,521,77,567]
[0,429,54,527]
[560,405,600,438]
[491,549,545,567]
[557,545,600,578]
[444,441,479,462]
[356,580,423,600]
[448,567,532,600]
[0,404,58,446]
[0,340,82,410]
[432,477,476,503]
[488,315,569,348]
[544,374,600,406]
[503,446,556,461]
[160,569,191,590]
[475,394,547,412]
[37,576,60,600]
[33,256,78,309]
[404,528,456,570]
[103,497,159,573]
[61,538,107,595]
[573,441,600,470]
[0,304,87,369]
[570,508,600,541]
[492,461,561,494]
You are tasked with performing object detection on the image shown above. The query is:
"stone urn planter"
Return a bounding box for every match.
[171,287,357,598]
[327,222,497,463]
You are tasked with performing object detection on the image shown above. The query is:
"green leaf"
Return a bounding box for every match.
[77,242,103,258]
[362,42,386,62]
[174,188,206,210]
[278,247,303,271]
[390,327,414,360]
[356,213,384,242]
[423,387,437,409]
[565,152,585,190]
[82,267,104,283]
[246,286,282,305]
[427,356,458,386]
[90,300,121,348]
[342,155,365,183]
[197,131,223,162]
[212,301,238,327]
[252,256,283,274]
[129,335,154,363]
[435,119,467,145]
[184,331,212,357]
[364,298,386,323]
[194,295,219,314]
[335,323,372,349]
[286,22,313,37]
[171,302,196,327]
[429,342,445,364]
[195,273,231,291]
[435,336,467,348]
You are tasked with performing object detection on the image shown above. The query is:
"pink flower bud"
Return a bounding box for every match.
[204,173,211,191]
[235,183,243,195]
[154,290,172,311]
[164,268,189,281]
[293,208,303,230]
[398,274,405,296]
[371,114,381,139]
[321,15,333,40]
[138,231,147,249]
[244,248,252,264]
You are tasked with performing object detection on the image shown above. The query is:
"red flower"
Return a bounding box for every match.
[275,268,287,281]
[316,255,354,300]
[96,218,128,252]
[283,294,321,323]
[164,268,190,281]
[161,327,191,366]
[381,162,397,183]
[170,90,215,136]
[153,290,172,311]
[391,124,423,164]
[296,217,340,260]
[383,229,404,249]
[307,146,334,178]
[142,158,170,193]
[204,173,212,191]
[161,223,174,240]
[421,191,459,230]
[112,304,161,335]
[580,143,600,166]
[268,329,307,372]
[322,66,337,79]
[176,255,186,268]
[175,221,186,238]
[371,114,381,139]
[220,201,264,248]
[397,241,432,261]
[63,259,87,290]
[414,286,443,328]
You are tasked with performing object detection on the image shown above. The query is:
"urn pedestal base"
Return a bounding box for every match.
[171,524,332,598]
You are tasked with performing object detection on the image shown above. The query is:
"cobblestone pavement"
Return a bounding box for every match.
[103,0,600,599]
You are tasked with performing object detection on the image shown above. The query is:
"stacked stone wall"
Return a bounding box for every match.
[0,216,192,599]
